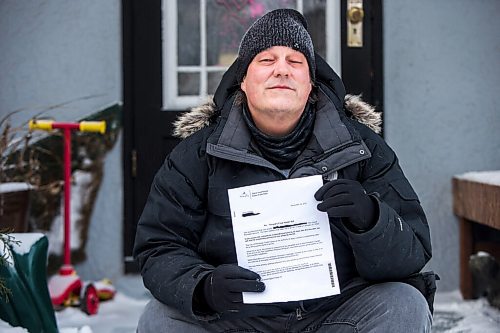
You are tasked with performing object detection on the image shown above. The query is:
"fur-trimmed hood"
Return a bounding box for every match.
[173,94,381,139]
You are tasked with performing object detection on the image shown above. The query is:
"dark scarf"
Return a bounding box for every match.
[242,103,316,169]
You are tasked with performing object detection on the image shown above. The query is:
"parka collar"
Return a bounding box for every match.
[203,88,371,178]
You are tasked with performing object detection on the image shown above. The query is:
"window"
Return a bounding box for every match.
[162,0,340,110]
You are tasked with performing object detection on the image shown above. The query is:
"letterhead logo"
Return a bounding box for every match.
[239,189,269,199]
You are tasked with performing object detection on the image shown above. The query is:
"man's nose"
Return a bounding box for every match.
[273,58,290,77]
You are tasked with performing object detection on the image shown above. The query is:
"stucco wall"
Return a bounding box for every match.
[0,0,123,280]
[384,0,500,290]
[0,0,121,124]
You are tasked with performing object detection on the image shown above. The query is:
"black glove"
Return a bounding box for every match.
[315,179,377,231]
[203,264,265,314]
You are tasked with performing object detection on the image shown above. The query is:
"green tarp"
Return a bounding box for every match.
[0,233,58,332]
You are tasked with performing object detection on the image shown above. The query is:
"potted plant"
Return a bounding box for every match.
[0,112,39,233]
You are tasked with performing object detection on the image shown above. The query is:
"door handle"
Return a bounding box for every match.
[347,0,364,48]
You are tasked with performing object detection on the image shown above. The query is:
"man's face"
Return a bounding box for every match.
[241,46,312,135]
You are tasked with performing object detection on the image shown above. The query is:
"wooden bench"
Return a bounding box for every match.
[452,171,500,299]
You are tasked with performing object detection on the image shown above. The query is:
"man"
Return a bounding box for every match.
[134,9,436,332]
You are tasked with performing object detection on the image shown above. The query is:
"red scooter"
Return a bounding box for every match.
[29,119,115,315]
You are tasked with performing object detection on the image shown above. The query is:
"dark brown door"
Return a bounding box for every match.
[122,0,383,273]
[122,0,184,272]
[341,0,384,117]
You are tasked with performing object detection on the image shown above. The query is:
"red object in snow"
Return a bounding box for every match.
[30,120,106,315]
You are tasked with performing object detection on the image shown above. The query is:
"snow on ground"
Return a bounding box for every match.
[0,275,150,333]
[433,291,500,332]
[53,292,148,333]
[1,280,500,332]
[0,291,147,333]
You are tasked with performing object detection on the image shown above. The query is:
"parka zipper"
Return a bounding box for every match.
[289,141,362,177]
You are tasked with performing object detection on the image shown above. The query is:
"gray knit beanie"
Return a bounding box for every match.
[236,8,316,83]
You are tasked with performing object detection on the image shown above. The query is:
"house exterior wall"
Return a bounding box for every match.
[0,1,123,280]
[0,0,121,125]
[384,0,500,290]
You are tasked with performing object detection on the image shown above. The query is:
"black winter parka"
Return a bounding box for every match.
[133,55,432,321]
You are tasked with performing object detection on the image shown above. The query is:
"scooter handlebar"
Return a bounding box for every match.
[29,120,106,134]
[80,121,106,134]
[29,119,53,131]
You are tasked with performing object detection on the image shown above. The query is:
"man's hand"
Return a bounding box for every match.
[315,179,377,231]
[203,264,265,314]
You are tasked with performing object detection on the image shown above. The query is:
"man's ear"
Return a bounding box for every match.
[240,77,247,93]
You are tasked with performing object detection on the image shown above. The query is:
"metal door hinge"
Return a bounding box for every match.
[131,149,137,177]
